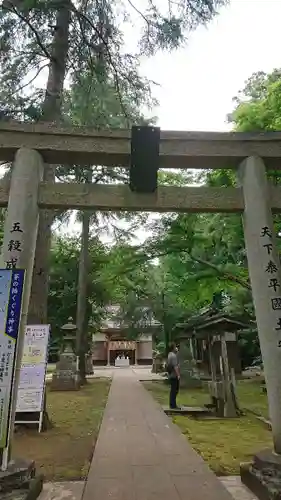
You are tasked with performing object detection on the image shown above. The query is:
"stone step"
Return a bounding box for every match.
[163,405,213,416]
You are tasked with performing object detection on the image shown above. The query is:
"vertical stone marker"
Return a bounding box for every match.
[239,156,281,500]
[0,148,43,482]
[239,156,281,453]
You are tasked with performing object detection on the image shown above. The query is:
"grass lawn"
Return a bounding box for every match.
[13,378,111,481]
[237,378,268,419]
[144,380,272,476]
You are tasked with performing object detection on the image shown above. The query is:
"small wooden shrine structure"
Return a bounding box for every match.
[176,308,251,418]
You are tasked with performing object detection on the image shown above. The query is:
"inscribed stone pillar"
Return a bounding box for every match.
[238,156,281,453]
[0,148,43,462]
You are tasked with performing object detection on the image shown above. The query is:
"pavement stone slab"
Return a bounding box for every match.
[220,476,258,500]
[39,481,84,500]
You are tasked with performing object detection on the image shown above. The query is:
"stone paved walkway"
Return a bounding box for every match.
[82,369,240,500]
[39,368,257,500]
[39,477,257,500]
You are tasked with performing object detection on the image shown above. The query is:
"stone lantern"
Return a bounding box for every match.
[50,317,80,391]
[61,317,77,355]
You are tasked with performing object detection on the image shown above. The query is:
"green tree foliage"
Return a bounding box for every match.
[0,0,227,120]
[63,66,156,383]
[65,69,156,129]
[133,68,281,365]
[48,234,110,348]
[230,69,281,132]
[50,67,281,368]
[151,69,281,321]
[61,67,281,367]
[0,0,227,328]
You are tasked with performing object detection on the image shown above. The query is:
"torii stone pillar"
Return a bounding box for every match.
[238,156,281,454]
[0,148,43,470]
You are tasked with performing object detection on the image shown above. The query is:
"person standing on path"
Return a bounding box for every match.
[167,343,180,409]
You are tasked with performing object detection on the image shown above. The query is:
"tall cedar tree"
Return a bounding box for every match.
[0,0,227,325]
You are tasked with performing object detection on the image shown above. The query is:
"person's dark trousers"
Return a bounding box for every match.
[169,377,179,409]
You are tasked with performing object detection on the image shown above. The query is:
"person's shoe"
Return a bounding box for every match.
[170,406,181,410]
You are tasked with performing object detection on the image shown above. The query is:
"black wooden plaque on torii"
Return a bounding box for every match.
[129,126,160,193]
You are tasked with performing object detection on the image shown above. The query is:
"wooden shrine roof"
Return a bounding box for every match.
[175,312,252,340]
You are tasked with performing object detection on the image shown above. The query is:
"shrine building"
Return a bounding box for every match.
[92,305,160,366]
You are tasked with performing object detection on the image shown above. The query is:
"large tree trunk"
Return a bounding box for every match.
[27,2,71,429]
[76,210,91,385]
[28,1,71,325]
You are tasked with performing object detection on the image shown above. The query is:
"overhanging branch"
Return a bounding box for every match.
[5,4,53,61]
[114,244,251,291]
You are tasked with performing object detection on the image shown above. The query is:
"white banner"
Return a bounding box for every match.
[16,324,50,413]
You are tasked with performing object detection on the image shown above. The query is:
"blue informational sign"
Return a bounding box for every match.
[0,269,25,448]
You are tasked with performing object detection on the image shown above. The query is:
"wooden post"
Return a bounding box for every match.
[135,342,138,365]
[238,156,281,453]
[76,209,91,384]
[208,336,216,383]
[221,334,236,417]
[0,148,43,468]
[107,341,110,366]
[189,338,195,361]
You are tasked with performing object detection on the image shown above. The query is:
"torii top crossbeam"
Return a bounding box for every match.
[1,121,281,169]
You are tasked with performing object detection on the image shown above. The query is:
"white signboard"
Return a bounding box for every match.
[0,269,25,449]
[16,389,43,412]
[18,365,46,388]
[16,324,50,419]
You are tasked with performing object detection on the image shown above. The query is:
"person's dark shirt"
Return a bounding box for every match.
[167,351,178,379]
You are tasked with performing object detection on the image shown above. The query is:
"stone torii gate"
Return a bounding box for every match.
[1,122,281,497]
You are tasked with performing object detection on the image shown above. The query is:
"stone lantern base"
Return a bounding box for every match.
[50,373,80,392]
[0,458,43,500]
[50,350,80,392]
[241,449,281,500]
